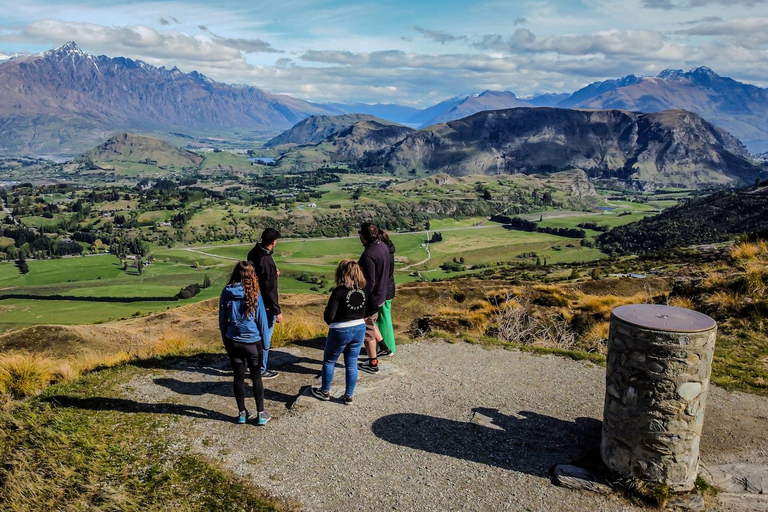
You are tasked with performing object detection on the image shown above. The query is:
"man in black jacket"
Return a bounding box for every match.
[357,222,390,373]
[247,228,282,379]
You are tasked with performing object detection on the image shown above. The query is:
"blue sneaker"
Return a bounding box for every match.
[248,411,272,427]
[237,410,248,424]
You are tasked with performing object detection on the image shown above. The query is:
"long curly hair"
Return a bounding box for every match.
[228,261,261,318]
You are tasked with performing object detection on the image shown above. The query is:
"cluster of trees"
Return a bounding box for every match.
[0,226,84,261]
[597,188,768,255]
[491,215,587,239]
[577,222,610,232]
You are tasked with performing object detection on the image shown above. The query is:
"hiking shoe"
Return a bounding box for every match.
[252,410,271,426]
[343,395,354,405]
[358,360,379,373]
[238,410,249,424]
[311,387,330,401]
[261,370,279,379]
[376,347,393,357]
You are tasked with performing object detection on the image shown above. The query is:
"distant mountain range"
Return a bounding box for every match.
[274,108,764,188]
[0,42,327,155]
[2,42,768,156]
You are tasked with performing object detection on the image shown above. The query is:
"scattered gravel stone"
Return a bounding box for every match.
[117,340,768,512]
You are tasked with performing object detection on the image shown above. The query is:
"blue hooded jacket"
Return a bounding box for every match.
[218,283,269,344]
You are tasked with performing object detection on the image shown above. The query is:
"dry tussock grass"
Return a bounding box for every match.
[668,296,695,310]
[0,354,52,399]
[580,321,610,354]
[742,263,767,296]
[703,290,741,313]
[731,241,768,261]
[576,292,645,315]
[703,272,728,290]
[272,315,327,346]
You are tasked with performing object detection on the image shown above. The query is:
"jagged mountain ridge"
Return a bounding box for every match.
[0,42,330,155]
[3,42,768,157]
[415,90,532,128]
[366,107,763,187]
[561,67,768,153]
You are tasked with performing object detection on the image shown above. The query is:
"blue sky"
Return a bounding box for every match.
[0,0,766,105]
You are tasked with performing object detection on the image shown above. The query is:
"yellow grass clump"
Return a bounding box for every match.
[668,296,696,310]
[271,315,327,346]
[703,290,741,313]
[577,292,645,315]
[0,355,52,399]
[703,272,727,290]
[731,241,767,261]
[580,321,611,354]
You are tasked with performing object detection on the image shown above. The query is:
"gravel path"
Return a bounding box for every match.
[120,340,768,512]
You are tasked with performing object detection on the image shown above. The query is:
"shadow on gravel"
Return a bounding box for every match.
[135,349,323,378]
[372,407,601,476]
[153,377,298,406]
[47,395,234,423]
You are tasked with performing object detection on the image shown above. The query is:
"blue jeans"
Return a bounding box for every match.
[261,312,276,373]
[321,323,366,397]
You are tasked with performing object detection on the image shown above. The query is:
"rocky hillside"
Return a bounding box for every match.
[561,67,768,153]
[0,42,330,155]
[371,107,763,188]
[597,181,768,255]
[318,120,415,160]
[83,133,202,168]
[264,114,399,148]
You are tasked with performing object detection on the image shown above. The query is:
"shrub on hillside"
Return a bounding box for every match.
[177,283,201,300]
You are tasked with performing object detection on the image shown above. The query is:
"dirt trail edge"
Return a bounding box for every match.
[120,341,768,512]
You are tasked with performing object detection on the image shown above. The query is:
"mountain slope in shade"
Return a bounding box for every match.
[317,120,415,160]
[560,67,768,153]
[0,42,331,155]
[373,107,763,188]
[265,114,399,148]
[83,133,202,168]
[415,90,532,128]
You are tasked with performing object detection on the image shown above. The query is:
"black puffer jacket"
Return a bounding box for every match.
[247,244,281,315]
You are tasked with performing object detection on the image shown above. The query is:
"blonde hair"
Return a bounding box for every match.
[335,259,367,290]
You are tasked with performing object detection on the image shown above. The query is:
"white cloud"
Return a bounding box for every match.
[473,29,669,57]
[412,26,468,45]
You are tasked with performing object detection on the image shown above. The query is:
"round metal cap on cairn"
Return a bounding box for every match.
[601,304,717,492]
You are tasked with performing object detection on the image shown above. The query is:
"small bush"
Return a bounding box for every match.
[178,283,201,299]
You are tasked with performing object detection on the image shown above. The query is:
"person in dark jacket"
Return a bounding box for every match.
[311,259,376,404]
[357,222,390,373]
[375,230,396,356]
[247,228,282,379]
[218,261,272,425]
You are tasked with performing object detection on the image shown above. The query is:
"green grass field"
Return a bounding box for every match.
[1,202,654,332]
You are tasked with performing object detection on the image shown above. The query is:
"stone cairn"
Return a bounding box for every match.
[601,304,717,492]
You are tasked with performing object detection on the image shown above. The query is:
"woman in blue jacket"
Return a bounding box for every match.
[219,261,272,425]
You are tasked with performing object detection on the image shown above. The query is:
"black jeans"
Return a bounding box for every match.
[224,339,264,414]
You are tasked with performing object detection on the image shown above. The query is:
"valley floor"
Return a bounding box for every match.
[111,340,768,511]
